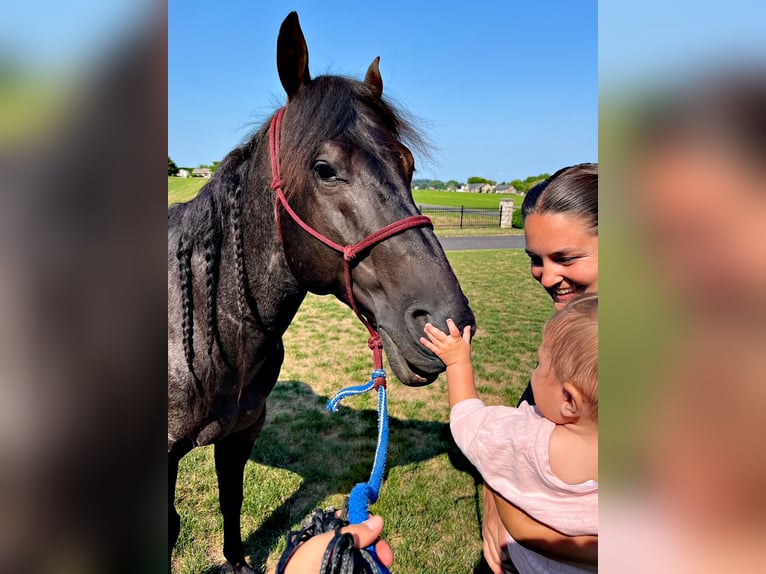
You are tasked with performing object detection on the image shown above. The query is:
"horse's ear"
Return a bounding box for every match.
[277,12,310,101]
[365,56,383,98]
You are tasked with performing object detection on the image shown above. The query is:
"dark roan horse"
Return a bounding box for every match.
[168,12,475,573]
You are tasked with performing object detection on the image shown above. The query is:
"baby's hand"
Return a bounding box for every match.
[420,319,472,368]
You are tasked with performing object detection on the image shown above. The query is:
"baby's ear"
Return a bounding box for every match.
[560,382,584,420]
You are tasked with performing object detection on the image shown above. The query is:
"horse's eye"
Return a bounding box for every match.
[313,161,338,182]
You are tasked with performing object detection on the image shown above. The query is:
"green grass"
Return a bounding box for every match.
[168,178,522,210]
[413,189,523,209]
[172,250,550,573]
[168,177,208,205]
[435,226,523,237]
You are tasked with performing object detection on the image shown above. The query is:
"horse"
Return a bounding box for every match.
[168,12,475,573]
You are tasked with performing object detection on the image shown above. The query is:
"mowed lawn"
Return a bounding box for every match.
[412,189,522,209]
[172,249,551,574]
[168,177,208,205]
[168,177,522,209]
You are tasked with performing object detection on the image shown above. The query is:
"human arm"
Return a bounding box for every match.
[483,485,598,565]
[420,319,477,407]
[480,485,509,574]
[268,515,392,574]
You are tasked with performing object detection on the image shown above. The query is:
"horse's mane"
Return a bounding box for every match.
[169,143,260,411]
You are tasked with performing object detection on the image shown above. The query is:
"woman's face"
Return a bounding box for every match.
[524,212,599,310]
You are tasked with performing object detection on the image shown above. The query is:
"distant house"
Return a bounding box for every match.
[177,169,190,178]
[192,168,212,178]
[463,183,493,193]
[494,184,517,194]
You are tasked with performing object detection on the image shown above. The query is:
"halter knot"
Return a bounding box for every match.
[343,245,357,262]
[271,177,284,191]
[368,335,382,351]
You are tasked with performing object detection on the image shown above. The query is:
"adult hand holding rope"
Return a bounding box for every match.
[270,515,393,574]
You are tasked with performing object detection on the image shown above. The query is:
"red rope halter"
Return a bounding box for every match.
[269,107,433,384]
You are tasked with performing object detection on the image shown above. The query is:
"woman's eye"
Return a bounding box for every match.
[527,254,542,266]
[313,161,338,181]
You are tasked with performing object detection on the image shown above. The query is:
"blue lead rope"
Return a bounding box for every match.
[326,368,390,573]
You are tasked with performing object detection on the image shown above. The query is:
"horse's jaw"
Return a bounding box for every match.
[378,328,440,387]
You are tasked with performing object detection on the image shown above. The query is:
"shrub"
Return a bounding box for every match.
[512,207,524,229]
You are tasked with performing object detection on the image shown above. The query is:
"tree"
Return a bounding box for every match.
[168,156,179,176]
[211,160,221,173]
[525,173,549,185]
[508,173,550,194]
[446,180,460,190]
[430,180,446,190]
[467,176,492,185]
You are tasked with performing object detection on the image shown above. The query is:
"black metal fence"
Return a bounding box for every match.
[417,205,503,229]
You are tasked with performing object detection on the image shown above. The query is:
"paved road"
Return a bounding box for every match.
[438,235,526,251]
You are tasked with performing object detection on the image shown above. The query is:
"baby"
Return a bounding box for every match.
[421,294,598,573]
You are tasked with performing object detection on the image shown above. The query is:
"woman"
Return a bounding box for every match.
[517,164,598,405]
[523,163,598,311]
[484,163,599,573]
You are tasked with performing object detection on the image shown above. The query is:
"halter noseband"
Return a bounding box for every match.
[268,107,433,378]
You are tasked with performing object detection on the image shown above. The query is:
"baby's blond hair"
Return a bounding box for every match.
[542,294,598,420]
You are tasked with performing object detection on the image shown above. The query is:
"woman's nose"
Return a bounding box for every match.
[540,263,562,287]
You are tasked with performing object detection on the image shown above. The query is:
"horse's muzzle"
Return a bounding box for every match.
[379,328,443,386]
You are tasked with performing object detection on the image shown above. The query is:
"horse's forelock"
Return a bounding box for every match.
[278,75,429,199]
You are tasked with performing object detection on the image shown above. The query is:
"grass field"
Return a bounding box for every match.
[413,189,522,209]
[168,177,522,210]
[172,249,550,574]
[168,177,208,205]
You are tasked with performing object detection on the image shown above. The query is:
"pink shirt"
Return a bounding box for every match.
[451,399,598,573]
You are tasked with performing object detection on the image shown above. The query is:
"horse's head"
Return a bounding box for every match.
[270,12,475,386]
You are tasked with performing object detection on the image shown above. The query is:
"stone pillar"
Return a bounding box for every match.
[500,199,515,229]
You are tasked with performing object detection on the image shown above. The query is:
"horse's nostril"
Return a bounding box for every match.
[410,309,432,332]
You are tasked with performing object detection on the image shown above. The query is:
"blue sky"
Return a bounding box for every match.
[168,1,597,183]
[600,0,766,90]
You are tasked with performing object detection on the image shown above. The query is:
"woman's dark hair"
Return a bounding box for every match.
[521,162,598,234]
